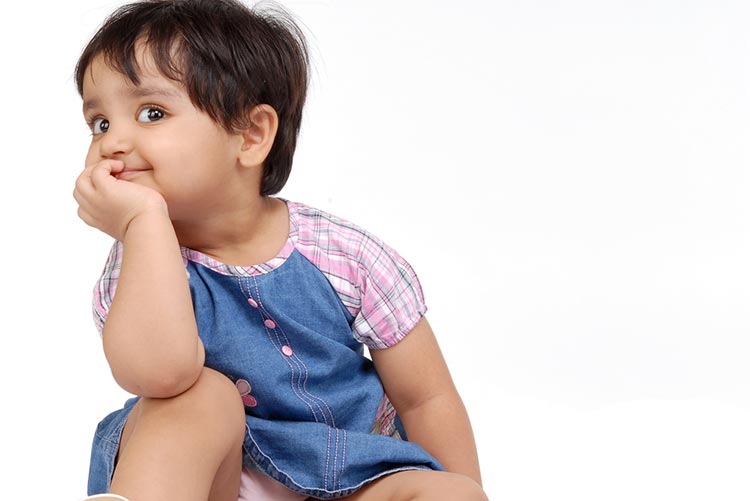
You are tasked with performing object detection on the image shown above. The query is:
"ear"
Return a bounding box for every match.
[237,104,279,169]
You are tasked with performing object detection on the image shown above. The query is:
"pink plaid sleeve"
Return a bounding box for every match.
[92,241,123,336]
[354,229,427,349]
[291,202,427,350]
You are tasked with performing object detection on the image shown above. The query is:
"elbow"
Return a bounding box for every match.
[112,363,202,398]
[394,387,462,416]
[105,338,205,398]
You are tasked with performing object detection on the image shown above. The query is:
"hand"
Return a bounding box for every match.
[73,159,168,241]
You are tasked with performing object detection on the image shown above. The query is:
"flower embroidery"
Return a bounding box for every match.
[236,378,257,408]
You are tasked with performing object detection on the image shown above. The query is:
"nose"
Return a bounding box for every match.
[98,122,134,159]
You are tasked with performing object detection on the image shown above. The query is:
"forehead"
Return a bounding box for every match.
[82,43,186,106]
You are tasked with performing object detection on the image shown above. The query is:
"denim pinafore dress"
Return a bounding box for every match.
[87,199,443,499]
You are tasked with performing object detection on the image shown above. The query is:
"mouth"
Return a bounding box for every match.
[114,169,149,180]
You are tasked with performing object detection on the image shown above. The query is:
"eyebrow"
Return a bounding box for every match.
[83,86,184,113]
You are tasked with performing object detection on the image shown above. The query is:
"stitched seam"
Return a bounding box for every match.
[239,277,319,420]
[253,277,326,423]
[324,425,331,491]
[245,423,434,496]
[339,429,347,490]
[332,427,339,490]
[259,307,330,425]
[271,316,338,429]
[248,276,327,423]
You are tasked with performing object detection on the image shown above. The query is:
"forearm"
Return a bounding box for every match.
[399,390,482,485]
[103,211,204,398]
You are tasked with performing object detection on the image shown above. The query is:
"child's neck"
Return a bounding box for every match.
[172,196,289,267]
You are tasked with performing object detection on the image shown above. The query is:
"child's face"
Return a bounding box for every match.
[81,47,245,221]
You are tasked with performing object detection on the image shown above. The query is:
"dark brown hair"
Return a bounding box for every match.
[75,0,309,196]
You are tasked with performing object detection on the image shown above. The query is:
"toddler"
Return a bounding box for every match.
[73,1,486,500]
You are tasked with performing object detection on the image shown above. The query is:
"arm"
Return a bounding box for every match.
[104,211,204,397]
[75,159,204,398]
[370,316,483,485]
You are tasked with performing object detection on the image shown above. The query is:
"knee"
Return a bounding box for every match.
[191,366,243,406]
[141,367,246,442]
[188,367,246,426]
[411,472,487,501]
[450,475,487,501]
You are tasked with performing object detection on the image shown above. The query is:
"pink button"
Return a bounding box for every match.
[242,394,257,408]
[281,345,293,357]
[264,319,276,329]
[247,298,258,308]
[236,379,251,395]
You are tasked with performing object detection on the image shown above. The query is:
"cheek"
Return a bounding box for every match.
[85,145,98,166]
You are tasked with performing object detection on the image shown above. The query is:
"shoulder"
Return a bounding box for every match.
[288,199,372,255]
[287,199,404,270]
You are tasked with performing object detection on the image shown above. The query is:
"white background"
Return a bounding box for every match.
[1,0,748,499]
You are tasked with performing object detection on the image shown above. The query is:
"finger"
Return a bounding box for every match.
[88,159,125,186]
[80,158,104,178]
[73,184,94,210]
[72,185,83,206]
[76,164,95,184]
[90,161,121,189]
[100,158,125,174]
[76,162,103,190]
[77,206,98,228]
[74,170,97,200]
[106,159,126,174]
[85,158,124,173]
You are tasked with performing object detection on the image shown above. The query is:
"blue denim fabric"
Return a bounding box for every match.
[87,397,138,495]
[88,250,442,498]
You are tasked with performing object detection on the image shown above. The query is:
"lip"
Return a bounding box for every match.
[114,169,149,180]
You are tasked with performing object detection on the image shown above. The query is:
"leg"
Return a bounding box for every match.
[345,470,488,501]
[109,367,246,501]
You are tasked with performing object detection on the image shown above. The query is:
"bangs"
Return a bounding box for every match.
[76,3,187,93]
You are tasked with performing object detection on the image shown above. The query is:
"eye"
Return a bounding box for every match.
[137,106,165,123]
[91,118,109,135]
